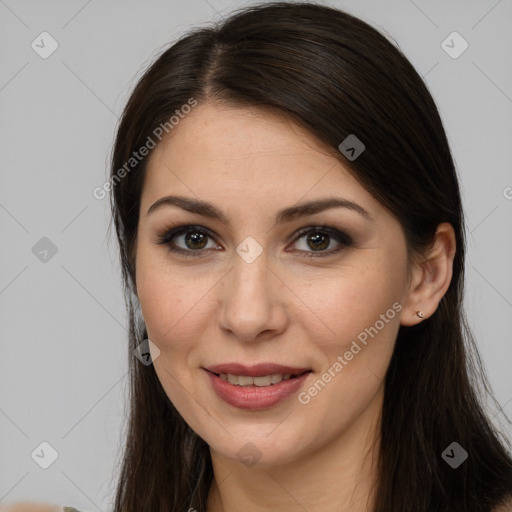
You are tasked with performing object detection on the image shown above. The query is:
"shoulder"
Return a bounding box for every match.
[0,504,61,512]
[0,504,79,512]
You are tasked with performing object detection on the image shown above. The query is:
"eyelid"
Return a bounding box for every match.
[156,223,353,258]
[156,224,220,254]
[293,225,352,246]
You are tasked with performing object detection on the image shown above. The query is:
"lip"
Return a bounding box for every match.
[204,367,312,410]
[205,363,311,377]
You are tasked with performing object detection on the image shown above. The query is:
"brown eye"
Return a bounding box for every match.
[156,224,352,259]
[290,226,352,257]
[305,232,330,251]
[183,230,209,250]
[157,225,218,257]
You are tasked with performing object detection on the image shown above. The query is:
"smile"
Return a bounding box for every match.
[204,368,312,409]
[217,371,306,386]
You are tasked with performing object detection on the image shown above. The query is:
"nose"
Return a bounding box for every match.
[218,248,288,343]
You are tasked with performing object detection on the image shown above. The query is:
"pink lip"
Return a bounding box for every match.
[205,362,310,377]
[204,368,312,410]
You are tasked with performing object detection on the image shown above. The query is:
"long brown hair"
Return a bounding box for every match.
[108,2,512,510]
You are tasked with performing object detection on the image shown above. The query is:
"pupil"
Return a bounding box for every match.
[308,233,329,251]
[186,231,207,249]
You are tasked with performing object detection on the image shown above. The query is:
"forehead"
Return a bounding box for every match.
[141,102,380,219]
[151,102,335,167]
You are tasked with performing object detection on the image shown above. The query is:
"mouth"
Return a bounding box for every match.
[203,364,313,410]
[205,369,312,387]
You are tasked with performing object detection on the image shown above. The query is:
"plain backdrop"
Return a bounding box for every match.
[1,0,511,510]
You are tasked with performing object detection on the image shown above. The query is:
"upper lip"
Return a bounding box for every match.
[205,363,311,377]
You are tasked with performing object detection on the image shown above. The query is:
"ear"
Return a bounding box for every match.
[400,222,456,327]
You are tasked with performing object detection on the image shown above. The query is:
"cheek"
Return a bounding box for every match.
[136,244,194,352]
[136,260,208,419]
[305,264,403,335]
[298,253,405,379]
[293,267,402,441]
[138,273,202,352]
[136,236,198,332]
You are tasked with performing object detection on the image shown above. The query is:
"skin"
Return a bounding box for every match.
[0,505,64,512]
[134,101,456,512]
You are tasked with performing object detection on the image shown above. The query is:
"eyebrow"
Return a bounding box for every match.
[146,195,373,223]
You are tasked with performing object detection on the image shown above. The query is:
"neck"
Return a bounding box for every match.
[206,387,383,512]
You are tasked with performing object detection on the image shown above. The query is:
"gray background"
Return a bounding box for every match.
[1,0,511,510]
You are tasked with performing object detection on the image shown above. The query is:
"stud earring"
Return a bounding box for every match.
[416,310,425,319]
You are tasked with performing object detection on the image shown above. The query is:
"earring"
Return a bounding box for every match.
[416,310,425,319]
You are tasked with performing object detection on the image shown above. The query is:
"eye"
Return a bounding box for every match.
[289,225,353,257]
[156,224,352,258]
[156,224,220,257]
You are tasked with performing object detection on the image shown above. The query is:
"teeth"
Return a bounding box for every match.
[238,375,253,386]
[253,375,272,386]
[270,374,283,384]
[226,373,238,385]
[218,373,297,386]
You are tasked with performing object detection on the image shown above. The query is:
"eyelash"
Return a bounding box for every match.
[156,223,353,259]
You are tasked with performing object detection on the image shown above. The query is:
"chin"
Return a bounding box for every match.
[207,428,311,468]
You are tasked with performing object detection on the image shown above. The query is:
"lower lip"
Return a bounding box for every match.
[205,369,311,410]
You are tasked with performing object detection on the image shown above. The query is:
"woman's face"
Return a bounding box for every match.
[135,102,414,467]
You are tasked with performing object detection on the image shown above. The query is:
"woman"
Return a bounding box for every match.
[7,1,511,511]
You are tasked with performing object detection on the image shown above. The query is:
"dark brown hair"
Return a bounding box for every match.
[108,2,512,510]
